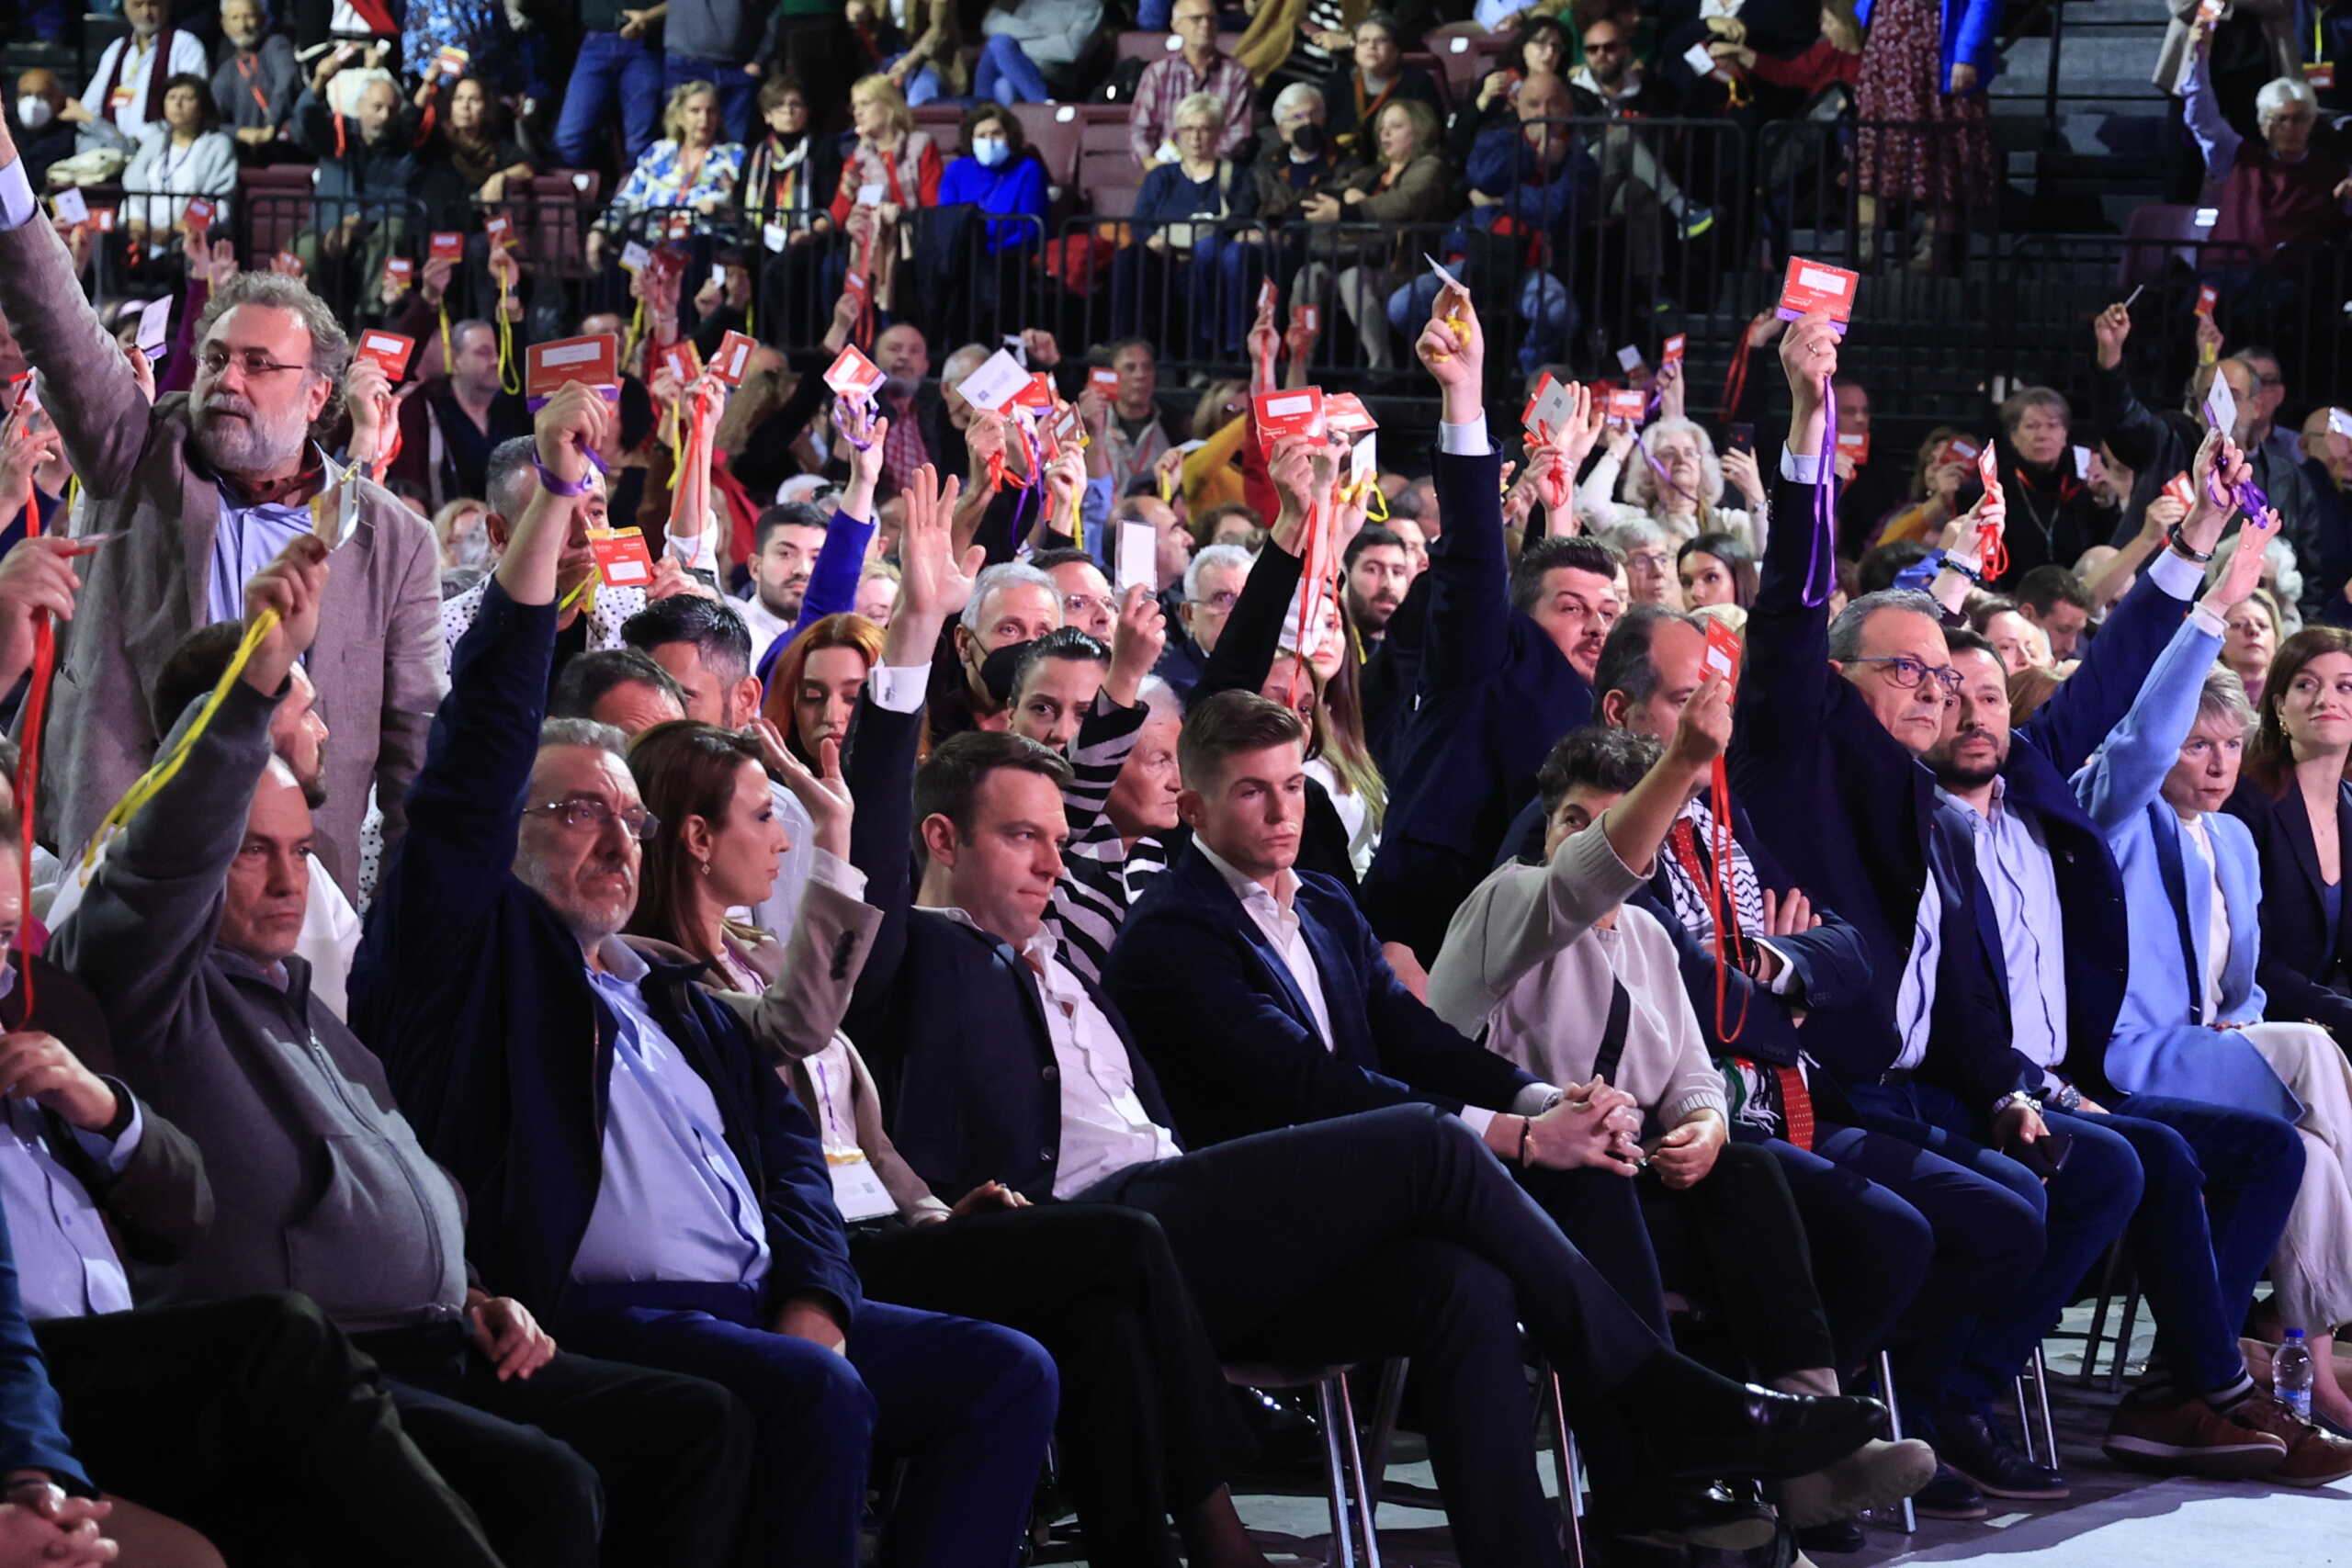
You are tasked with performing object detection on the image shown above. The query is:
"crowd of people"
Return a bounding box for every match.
[0,2,2349,1568]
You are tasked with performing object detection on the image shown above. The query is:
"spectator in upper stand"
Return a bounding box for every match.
[862,0,966,106]
[0,108,446,904]
[1453,15,1572,159]
[413,72,535,231]
[827,75,943,316]
[211,0,300,155]
[1296,98,1450,371]
[2183,17,2352,259]
[1979,386,2113,591]
[1154,542,1254,698]
[401,0,525,102]
[9,71,98,189]
[80,0,209,143]
[290,57,419,285]
[1113,93,1264,352]
[1136,0,1260,170]
[1102,339,1174,494]
[664,0,767,144]
[740,76,844,249]
[586,80,749,275]
[2014,563,2095,661]
[973,0,1106,105]
[1324,13,1445,166]
[1456,72,1598,367]
[1234,0,1360,92]
[1252,82,1342,224]
[120,74,237,261]
[552,0,667,170]
[939,102,1049,257]
[1565,13,1719,247]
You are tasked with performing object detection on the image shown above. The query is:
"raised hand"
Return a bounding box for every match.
[344,356,394,468]
[1667,673,1733,774]
[896,463,979,625]
[2206,508,2278,618]
[2092,300,2131,368]
[1105,584,1166,707]
[1778,311,1842,450]
[1415,280,1483,420]
[752,721,852,861]
[1721,445,1766,510]
[241,534,331,695]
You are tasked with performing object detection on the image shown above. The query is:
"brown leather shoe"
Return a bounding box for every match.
[2101,1395,2287,1479]
[2222,1393,2352,1487]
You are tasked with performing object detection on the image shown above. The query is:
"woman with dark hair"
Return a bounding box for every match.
[413,73,534,231]
[762,612,888,768]
[623,723,1282,1568]
[1451,12,1572,158]
[937,101,1049,312]
[121,73,236,258]
[2226,624,2352,1041]
[1976,386,2109,590]
[1679,530,1758,609]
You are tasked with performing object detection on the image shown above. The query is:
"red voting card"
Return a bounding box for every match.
[1296,303,1320,334]
[1523,374,1572,441]
[526,335,620,401]
[658,340,704,389]
[1089,367,1119,394]
[823,344,883,402]
[707,331,758,388]
[1256,278,1278,318]
[1778,257,1858,324]
[589,528,656,589]
[1324,393,1375,435]
[1702,616,1742,694]
[1939,436,1981,467]
[483,212,518,252]
[428,231,466,262]
[181,197,215,235]
[1013,373,1057,413]
[2307,62,2336,89]
[664,210,695,243]
[1046,402,1086,460]
[842,271,870,317]
[87,208,117,232]
[2162,471,2196,511]
[1602,388,1646,423]
[1662,333,1687,368]
[2195,284,2218,318]
[354,330,415,380]
[1835,431,1871,465]
[1253,388,1326,450]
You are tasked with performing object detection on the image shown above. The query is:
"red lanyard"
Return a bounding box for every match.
[1667,803,1751,1043]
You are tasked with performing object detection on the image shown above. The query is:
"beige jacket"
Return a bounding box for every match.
[1430,821,1730,1130]
[0,217,445,897]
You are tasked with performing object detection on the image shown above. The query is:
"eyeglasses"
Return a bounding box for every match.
[196,345,313,380]
[1849,655,1963,695]
[528,795,661,840]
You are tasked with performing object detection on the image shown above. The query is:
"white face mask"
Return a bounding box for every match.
[15,96,53,131]
[972,135,1009,168]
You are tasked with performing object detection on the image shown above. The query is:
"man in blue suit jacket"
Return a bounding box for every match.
[353,388,1059,1568]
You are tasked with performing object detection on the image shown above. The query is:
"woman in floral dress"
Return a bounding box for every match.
[1853,0,2000,266]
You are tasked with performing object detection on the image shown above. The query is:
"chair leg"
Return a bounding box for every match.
[1333,1372,1382,1568]
[2014,1372,2038,1464]
[2109,1285,2145,1394]
[1363,1359,1408,1516]
[1316,1379,1358,1568]
[2031,1346,2059,1466]
[1547,1367,1586,1568]
[1874,1350,1917,1535]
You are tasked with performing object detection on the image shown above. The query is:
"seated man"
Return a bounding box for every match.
[56,535,754,1568]
[211,0,301,156]
[80,0,209,143]
[845,462,1888,1568]
[352,388,1057,1568]
[1130,0,1256,171]
[548,648,692,731]
[289,55,419,288]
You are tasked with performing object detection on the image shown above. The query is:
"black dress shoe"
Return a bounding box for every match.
[1911,1462,1989,1521]
[1656,1385,1888,1481]
[1794,1517,1866,1554]
[1596,1479,1777,1554]
[1937,1409,2069,1500]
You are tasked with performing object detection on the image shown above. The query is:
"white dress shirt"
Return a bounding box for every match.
[1194,839,1338,1052]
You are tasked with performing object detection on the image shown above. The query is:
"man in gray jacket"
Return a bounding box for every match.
[0,106,444,900]
[51,536,754,1568]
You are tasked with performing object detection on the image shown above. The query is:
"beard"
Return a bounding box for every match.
[758,577,808,621]
[1930,737,2007,791]
[191,393,310,477]
[515,846,637,946]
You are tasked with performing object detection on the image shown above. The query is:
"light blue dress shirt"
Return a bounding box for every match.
[1939,779,2069,1080]
[206,499,315,626]
[571,938,773,1287]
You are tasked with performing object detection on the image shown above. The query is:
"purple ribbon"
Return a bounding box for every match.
[830,400,875,452]
[1803,374,1836,605]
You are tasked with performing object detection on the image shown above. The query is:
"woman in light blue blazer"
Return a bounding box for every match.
[2075,542,2352,1429]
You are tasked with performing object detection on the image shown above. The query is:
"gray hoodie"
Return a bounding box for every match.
[51,678,469,1335]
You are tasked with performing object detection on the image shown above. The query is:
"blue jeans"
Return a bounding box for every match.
[665,55,762,146]
[880,51,944,107]
[975,34,1053,105]
[1193,231,1264,355]
[555,30,665,168]
[560,1282,1058,1568]
[1387,268,1583,375]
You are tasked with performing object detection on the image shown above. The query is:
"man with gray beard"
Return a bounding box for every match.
[0,107,444,899]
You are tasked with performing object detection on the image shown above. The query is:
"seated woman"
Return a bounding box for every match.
[1294,98,1449,371]
[1678,530,1758,610]
[827,75,943,321]
[973,0,1105,105]
[120,73,235,263]
[848,0,961,107]
[1323,12,1446,165]
[2083,525,2352,1432]
[1980,386,2109,588]
[1861,426,1974,550]
[2181,14,2350,263]
[2225,585,2285,709]
[1251,82,1341,229]
[586,79,747,273]
[1448,14,1573,163]
[938,103,1049,314]
[623,716,1272,1568]
[1428,717,1931,1531]
[2228,623,2352,1043]
[413,73,534,233]
[762,612,887,769]
[1577,412,1770,553]
[1113,92,1261,354]
[738,78,843,340]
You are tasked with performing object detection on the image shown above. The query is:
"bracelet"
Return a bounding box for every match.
[2165,523,2214,564]
[1517,1116,1532,1165]
[533,457,594,497]
[1942,550,1984,584]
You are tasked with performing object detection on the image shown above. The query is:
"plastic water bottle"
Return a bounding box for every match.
[2278,1328,2315,1424]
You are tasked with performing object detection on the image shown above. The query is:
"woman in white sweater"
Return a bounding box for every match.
[1576,414,1771,555]
[122,72,236,256]
[1430,711,1933,1530]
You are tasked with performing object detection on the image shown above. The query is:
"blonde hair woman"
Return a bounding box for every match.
[827,74,943,313]
[587,80,747,271]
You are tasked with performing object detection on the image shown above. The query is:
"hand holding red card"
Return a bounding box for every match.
[1253,388,1326,452]
[707,331,758,388]
[526,335,620,405]
[589,528,656,589]
[1778,257,1858,330]
[355,330,416,380]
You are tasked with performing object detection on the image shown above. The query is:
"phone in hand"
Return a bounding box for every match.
[2000,1128,2074,1179]
[1728,422,1755,452]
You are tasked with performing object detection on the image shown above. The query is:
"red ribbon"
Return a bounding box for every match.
[14,481,51,1021]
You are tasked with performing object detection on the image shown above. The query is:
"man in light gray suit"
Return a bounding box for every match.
[0,109,444,898]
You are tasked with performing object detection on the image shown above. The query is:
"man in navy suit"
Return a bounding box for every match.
[841,461,1888,1568]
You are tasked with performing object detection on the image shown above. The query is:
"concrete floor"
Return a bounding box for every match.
[1035,1302,2352,1565]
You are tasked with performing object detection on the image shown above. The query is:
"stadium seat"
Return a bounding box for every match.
[2116,202,2212,289]
[1117,29,1184,63]
[1012,102,1086,194]
[237,164,317,262]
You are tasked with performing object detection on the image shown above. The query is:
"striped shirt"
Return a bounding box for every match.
[1046,697,1162,986]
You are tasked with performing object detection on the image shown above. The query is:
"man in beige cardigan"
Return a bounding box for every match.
[0,108,443,898]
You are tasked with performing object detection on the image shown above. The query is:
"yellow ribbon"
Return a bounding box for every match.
[622,300,648,378]
[85,611,276,874]
[437,302,453,383]
[495,279,522,396]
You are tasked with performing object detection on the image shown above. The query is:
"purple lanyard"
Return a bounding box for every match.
[1807,375,1837,605]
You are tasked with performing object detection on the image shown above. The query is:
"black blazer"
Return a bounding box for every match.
[2225,772,2352,1037]
[1103,842,1535,1150]
[841,690,1181,1204]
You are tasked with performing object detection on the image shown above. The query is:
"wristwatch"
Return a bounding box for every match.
[2050,1081,2084,1114]
[1990,1089,2041,1121]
